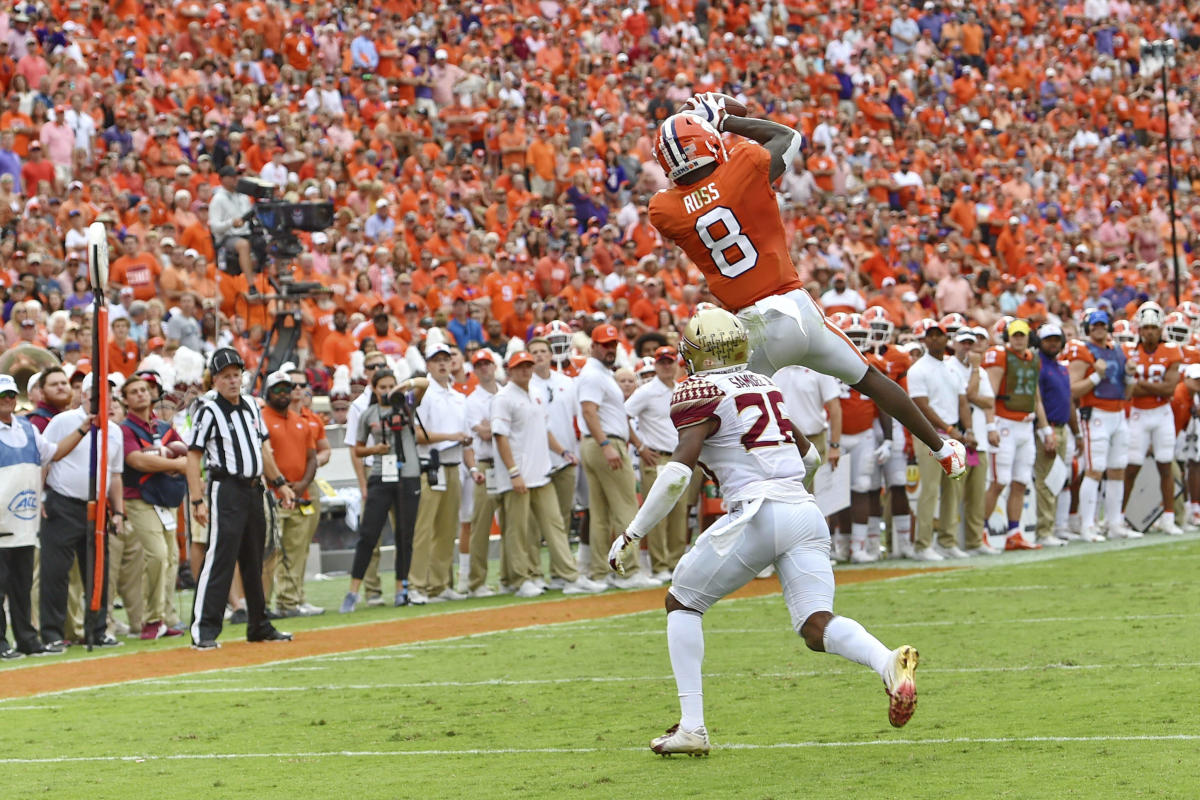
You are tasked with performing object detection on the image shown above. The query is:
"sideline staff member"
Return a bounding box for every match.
[187,348,296,649]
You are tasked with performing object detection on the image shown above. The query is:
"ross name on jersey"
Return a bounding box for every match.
[682,182,721,214]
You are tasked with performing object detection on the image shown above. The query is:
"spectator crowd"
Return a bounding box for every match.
[6,0,1200,655]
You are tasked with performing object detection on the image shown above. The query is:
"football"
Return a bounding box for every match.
[713,93,748,118]
[165,440,188,457]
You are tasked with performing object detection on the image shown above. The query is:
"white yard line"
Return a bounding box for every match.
[3,734,1199,763]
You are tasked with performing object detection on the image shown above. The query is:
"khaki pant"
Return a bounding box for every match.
[127,499,177,625]
[547,464,577,547]
[30,550,84,640]
[803,430,826,493]
[468,464,501,591]
[915,440,963,550]
[580,437,639,580]
[1034,425,1070,540]
[274,503,320,610]
[641,461,689,573]
[513,479,578,585]
[960,457,988,549]
[409,466,462,596]
[107,520,144,633]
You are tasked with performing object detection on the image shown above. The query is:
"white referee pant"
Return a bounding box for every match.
[1127,404,1175,465]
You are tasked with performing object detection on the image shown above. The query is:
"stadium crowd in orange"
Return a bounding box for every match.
[2,0,1200,384]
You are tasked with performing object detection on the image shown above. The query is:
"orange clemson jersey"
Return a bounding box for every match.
[840,353,885,435]
[648,141,802,312]
[878,344,912,390]
[1128,342,1182,410]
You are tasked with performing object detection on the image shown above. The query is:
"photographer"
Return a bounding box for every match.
[340,369,428,611]
[208,166,256,289]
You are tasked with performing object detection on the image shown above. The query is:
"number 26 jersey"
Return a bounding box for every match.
[670,367,811,505]
[649,141,803,312]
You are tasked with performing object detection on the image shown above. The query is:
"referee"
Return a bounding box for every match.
[186,349,296,650]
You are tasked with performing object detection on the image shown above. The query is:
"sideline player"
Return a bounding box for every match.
[648,97,965,479]
[607,308,919,756]
[1124,302,1183,535]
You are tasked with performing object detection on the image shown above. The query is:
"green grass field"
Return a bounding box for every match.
[3,538,1200,800]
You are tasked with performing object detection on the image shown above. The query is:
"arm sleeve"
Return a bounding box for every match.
[626,460,694,539]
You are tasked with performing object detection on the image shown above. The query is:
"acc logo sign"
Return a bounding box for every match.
[7,490,39,521]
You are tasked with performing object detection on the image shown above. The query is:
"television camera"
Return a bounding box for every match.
[236,176,333,264]
[382,385,438,484]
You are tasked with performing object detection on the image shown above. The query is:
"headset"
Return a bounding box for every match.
[1083,308,1113,333]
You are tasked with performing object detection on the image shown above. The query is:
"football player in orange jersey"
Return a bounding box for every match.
[863,305,916,558]
[648,98,966,480]
[1124,302,1184,535]
[830,314,891,564]
[1066,309,1131,542]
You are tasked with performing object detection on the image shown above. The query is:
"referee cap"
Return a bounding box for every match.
[210,347,245,374]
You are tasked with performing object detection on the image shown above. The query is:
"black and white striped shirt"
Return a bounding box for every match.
[188,392,266,480]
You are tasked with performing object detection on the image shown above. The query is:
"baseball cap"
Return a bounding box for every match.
[311,231,328,245]
[1007,319,1031,337]
[425,342,452,360]
[210,347,245,373]
[591,323,620,344]
[954,329,976,343]
[265,370,292,391]
[218,166,237,178]
[146,336,165,350]
[80,372,122,395]
[471,350,494,366]
[881,276,897,287]
[654,346,678,362]
[1037,323,1063,339]
[0,374,17,395]
[506,351,534,369]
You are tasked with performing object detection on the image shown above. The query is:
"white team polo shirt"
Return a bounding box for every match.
[575,357,629,440]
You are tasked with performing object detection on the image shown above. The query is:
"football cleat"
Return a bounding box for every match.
[1004,532,1041,550]
[937,438,967,479]
[883,645,919,728]
[651,724,711,756]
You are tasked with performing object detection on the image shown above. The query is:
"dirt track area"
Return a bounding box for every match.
[4,567,938,700]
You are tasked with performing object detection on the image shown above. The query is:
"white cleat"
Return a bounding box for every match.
[967,543,1002,556]
[650,724,710,757]
[1035,536,1066,547]
[562,577,607,594]
[613,572,662,590]
[883,645,920,728]
[911,547,945,562]
[1079,527,1107,543]
[850,549,880,564]
[514,580,544,599]
[470,586,497,598]
[1055,528,1082,542]
[1108,522,1144,539]
[938,545,970,559]
[1155,521,1183,536]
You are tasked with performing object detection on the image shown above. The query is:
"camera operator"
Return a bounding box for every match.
[208,166,256,290]
[340,369,429,611]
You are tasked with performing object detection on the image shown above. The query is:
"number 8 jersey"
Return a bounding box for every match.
[650,141,803,312]
[670,367,811,505]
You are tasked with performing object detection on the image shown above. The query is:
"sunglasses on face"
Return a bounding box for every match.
[365,363,386,371]
[0,391,17,399]
[269,384,292,394]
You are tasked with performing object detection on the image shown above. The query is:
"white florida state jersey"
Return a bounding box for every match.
[670,368,811,504]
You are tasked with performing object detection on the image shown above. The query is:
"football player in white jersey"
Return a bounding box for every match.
[608,308,920,757]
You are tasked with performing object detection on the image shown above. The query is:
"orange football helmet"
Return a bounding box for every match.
[1164,311,1190,344]
[862,306,895,348]
[1112,319,1137,346]
[654,113,728,183]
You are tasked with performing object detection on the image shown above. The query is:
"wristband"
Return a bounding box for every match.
[470,466,482,474]
[599,439,611,448]
[271,475,287,489]
[508,465,520,476]
[560,450,570,459]
[1039,426,1053,439]
[191,499,204,507]
[1090,372,1102,386]
[828,441,840,449]
[985,423,998,433]
[78,426,89,436]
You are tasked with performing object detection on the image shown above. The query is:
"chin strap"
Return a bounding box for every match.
[625,460,693,541]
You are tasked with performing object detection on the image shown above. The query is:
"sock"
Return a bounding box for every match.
[1104,479,1124,528]
[1069,513,1081,533]
[867,516,882,555]
[1079,477,1100,529]
[1007,519,1020,535]
[822,615,892,678]
[666,610,705,731]
[892,513,912,555]
[1162,511,1176,529]
[1054,492,1070,531]
[850,522,867,554]
[576,544,590,571]
[833,531,851,558]
[457,553,470,587]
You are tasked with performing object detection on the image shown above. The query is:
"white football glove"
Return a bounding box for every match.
[874,439,893,465]
[607,532,638,575]
[681,92,727,131]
